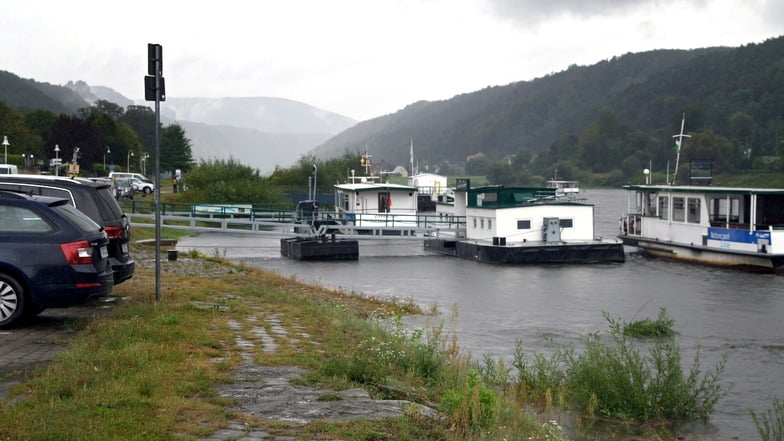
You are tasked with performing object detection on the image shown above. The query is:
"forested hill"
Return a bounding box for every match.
[0,71,88,114]
[311,36,784,172]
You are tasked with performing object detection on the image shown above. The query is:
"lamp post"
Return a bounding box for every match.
[54,144,60,176]
[141,152,150,175]
[2,136,9,164]
[127,151,134,172]
[104,146,111,176]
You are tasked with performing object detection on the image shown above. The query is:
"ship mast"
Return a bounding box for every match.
[671,113,691,185]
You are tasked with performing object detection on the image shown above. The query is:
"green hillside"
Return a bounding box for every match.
[311,36,784,185]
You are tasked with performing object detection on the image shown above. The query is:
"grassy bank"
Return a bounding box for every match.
[0,229,730,441]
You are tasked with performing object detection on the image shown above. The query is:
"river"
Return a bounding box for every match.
[177,189,784,440]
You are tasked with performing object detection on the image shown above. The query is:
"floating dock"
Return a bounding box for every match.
[280,236,359,261]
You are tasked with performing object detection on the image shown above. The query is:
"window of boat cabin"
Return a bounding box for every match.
[709,197,740,224]
[672,197,685,222]
[559,218,573,228]
[687,198,701,223]
[473,218,477,228]
[645,192,657,216]
[488,219,492,230]
[658,196,669,220]
[480,218,485,229]
[517,219,531,229]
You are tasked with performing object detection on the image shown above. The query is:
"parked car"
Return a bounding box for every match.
[0,191,114,328]
[0,174,135,284]
[131,176,154,194]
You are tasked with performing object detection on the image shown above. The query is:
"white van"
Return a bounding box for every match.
[0,164,18,174]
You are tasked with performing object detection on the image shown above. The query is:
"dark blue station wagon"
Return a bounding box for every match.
[0,191,114,328]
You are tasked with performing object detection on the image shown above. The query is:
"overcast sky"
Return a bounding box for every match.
[1,0,782,121]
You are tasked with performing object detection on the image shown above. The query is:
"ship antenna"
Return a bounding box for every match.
[671,113,691,185]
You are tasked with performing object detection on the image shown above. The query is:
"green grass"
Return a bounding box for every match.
[0,245,727,441]
[752,397,784,441]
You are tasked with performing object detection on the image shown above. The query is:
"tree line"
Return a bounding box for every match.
[0,99,193,176]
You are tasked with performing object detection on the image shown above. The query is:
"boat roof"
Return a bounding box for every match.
[334,182,417,193]
[623,184,784,195]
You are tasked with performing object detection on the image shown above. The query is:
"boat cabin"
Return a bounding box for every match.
[463,185,596,244]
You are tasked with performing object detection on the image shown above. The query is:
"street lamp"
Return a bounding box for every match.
[54,144,60,176]
[2,136,9,164]
[22,154,26,168]
[127,151,134,172]
[104,146,111,176]
[141,152,150,175]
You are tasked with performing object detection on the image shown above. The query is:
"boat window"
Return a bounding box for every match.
[480,218,485,229]
[658,196,669,220]
[687,198,701,223]
[559,218,573,228]
[645,192,657,216]
[473,218,477,228]
[488,219,492,230]
[672,197,685,222]
[517,219,531,229]
[710,197,740,223]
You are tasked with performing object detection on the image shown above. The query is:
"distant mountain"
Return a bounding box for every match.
[0,71,88,114]
[160,97,356,134]
[73,87,357,173]
[177,120,332,174]
[311,36,784,170]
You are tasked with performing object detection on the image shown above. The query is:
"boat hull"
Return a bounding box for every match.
[425,239,625,265]
[619,235,784,272]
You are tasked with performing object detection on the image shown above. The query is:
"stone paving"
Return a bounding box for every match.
[197,306,440,441]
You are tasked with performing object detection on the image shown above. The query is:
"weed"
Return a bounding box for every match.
[751,396,784,441]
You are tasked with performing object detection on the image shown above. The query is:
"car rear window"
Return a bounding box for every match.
[52,203,103,233]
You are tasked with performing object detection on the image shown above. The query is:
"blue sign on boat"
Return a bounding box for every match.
[708,227,771,244]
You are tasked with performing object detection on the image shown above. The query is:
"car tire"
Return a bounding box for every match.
[0,273,25,329]
[143,187,152,194]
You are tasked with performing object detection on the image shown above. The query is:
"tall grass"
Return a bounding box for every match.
[752,397,784,441]
[490,310,728,425]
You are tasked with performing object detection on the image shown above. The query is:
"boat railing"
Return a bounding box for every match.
[620,214,642,236]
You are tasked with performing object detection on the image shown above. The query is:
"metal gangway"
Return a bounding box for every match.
[120,200,466,240]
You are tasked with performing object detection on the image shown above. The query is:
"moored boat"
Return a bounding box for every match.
[333,149,419,230]
[619,184,784,272]
[426,179,625,264]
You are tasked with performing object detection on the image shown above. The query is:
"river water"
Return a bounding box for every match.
[177,189,784,440]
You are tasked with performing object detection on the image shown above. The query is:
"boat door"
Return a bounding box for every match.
[378,192,391,213]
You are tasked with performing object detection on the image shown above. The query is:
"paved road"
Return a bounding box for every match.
[0,298,119,403]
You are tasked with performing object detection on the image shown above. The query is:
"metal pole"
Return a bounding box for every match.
[154,46,162,302]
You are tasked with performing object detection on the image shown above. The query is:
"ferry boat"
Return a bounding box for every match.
[425,179,625,264]
[619,184,784,272]
[333,149,419,229]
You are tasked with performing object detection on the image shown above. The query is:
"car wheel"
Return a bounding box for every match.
[0,273,25,329]
[144,187,152,194]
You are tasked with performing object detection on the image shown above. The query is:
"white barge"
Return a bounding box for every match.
[619,184,784,272]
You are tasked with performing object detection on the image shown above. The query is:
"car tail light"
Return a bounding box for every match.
[104,226,123,239]
[60,241,94,265]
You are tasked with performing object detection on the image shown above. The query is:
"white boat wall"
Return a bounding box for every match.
[619,184,784,272]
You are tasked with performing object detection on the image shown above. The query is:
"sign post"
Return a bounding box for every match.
[145,43,165,302]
